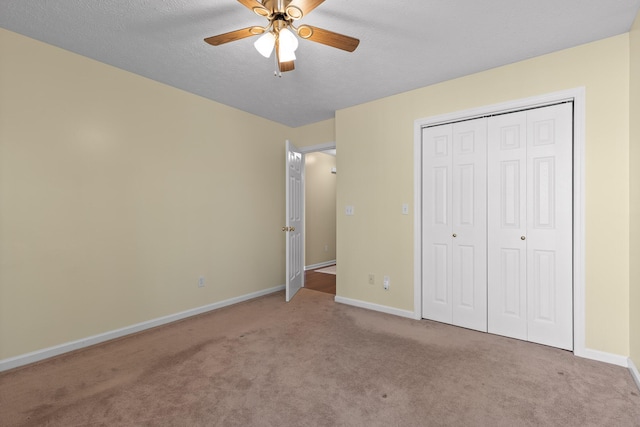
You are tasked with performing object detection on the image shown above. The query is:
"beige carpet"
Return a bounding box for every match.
[315,265,336,275]
[1,289,639,426]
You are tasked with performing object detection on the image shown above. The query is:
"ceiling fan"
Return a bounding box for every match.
[204,0,360,73]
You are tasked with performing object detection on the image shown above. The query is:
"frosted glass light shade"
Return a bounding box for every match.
[254,32,276,58]
[279,28,299,52]
[278,45,296,62]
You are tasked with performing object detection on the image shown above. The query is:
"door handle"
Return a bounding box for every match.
[290,226,295,232]
[521,236,526,240]
[452,233,457,238]
[282,226,289,232]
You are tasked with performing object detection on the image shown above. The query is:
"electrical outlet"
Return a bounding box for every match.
[383,276,390,290]
[198,276,205,288]
[368,274,375,285]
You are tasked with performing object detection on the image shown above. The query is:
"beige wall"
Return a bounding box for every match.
[304,152,337,266]
[289,119,335,148]
[336,35,631,356]
[0,29,293,360]
[630,11,640,365]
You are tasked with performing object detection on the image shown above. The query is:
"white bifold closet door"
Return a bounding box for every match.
[487,103,573,350]
[422,118,487,332]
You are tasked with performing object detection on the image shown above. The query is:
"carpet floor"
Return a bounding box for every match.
[1,289,639,426]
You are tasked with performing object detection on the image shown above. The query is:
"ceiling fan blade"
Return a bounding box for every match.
[279,61,295,72]
[204,26,264,46]
[237,0,270,17]
[285,0,325,19]
[297,25,359,52]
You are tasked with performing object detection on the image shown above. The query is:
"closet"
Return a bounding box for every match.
[422,102,573,351]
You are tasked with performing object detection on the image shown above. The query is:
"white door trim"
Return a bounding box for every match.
[413,87,587,356]
[299,141,336,154]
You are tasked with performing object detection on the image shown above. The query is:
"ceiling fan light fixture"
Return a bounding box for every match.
[278,43,296,62]
[254,31,276,58]
[279,27,299,52]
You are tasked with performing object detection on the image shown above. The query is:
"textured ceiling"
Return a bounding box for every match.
[1,0,639,127]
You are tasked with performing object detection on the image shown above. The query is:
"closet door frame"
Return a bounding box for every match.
[413,87,587,357]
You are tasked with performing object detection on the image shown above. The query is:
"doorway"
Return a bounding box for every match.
[303,149,337,295]
[287,142,337,297]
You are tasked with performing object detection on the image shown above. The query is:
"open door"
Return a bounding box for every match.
[285,140,304,301]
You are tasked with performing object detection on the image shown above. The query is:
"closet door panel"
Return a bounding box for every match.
[422,125,454,323]
[488,111,528,341]
[452,119,487,332]
[526,103,573,350]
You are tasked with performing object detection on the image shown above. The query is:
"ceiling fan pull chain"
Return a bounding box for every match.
[274,53,278,76]
[274,53,282,77]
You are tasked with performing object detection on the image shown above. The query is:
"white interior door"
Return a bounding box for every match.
[487,111,528,340]
[422,124,454,323]
[525,103,573,350]
[488,104,573,350]
[422,119,487,332]
[451,119,487,332]
[285,140,304,301]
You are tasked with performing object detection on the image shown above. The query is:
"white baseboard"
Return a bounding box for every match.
[0,285,285,373]
[334,296,415,319]
[5,283,636,387]
[336,297,633,373]
[574,346,629,367]
[629,358,640,392]
[305,260,336,271]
